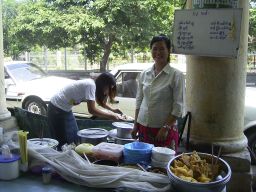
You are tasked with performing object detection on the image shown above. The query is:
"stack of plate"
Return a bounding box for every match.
[151,147,175,168]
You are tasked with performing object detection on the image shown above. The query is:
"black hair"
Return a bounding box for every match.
[95,72,117,107]
[150,34,171,62]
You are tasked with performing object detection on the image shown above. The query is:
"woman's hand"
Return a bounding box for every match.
[109,113,122,120]
[155,127,169,142]
[131,124,139,139]
[111,108,123,115]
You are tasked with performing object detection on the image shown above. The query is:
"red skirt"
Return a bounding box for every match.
[137,123,179,152]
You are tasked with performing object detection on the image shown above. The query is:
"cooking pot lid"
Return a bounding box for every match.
[112,122,134,129]
[27,138,59,148]
[77,128,108,138]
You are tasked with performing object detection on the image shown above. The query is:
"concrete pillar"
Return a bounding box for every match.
[0,1,11,121]
[186,0,249,153]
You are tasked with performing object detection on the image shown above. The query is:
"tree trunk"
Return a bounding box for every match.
[100,35,114,72]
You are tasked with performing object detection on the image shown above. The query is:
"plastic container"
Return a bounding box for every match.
[167,152,232,192]
[151,157,169,168]
[0,154,20,180]
[92,142,124,162]
[152,147,176,162]
[123,142,154,165]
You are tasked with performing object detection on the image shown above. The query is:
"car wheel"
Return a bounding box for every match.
[246,129,256,165]
[24,98,47,116]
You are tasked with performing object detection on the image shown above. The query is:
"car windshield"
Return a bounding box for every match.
[6,63,47,83]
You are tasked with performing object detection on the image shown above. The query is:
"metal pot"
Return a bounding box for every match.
[112,122,134,139]
[167,152,232,192]
[108,129,136,145]
[77,128,108,145]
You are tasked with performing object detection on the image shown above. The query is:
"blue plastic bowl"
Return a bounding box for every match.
[123,142,154,165]
[124,141,154,152]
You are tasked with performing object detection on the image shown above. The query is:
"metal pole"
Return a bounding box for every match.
[64,47,67,70]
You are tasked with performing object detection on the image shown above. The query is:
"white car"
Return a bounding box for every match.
[5,61,75,115]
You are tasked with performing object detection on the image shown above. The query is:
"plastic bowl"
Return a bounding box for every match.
[167,152,231,192]
[123,142,154,164]
[151,157,169,168]
[152,147,175,162]
[124,141,154,152]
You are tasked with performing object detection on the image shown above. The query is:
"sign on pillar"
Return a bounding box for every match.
[192,0,239,8]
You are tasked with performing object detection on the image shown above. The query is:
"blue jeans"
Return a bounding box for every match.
[47,102,78,150]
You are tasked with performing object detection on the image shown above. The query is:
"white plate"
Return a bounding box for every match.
[112,122,134,129]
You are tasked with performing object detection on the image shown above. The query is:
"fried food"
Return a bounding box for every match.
[170,151,220,183]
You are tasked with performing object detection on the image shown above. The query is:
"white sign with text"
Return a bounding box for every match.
[172,8,242,58]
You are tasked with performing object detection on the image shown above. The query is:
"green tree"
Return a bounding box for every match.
[80,0,176,71]
[7,0,177,71]
[249,2,256,51]
[3,0,23,59]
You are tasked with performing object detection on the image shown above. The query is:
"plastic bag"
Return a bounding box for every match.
[28,146,171,192]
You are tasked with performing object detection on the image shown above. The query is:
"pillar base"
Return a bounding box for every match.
[188,135,248,154]
[0,109,11,121]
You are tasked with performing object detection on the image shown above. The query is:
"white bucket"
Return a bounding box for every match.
[0,154,20,180]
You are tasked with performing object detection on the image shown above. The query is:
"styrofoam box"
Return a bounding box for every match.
[92,142,124,162]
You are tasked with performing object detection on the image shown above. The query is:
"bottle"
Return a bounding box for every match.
[42,165,52,184]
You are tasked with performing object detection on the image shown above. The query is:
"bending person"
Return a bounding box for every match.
[47,72,122,149]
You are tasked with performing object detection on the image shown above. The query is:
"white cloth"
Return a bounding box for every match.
[136,64,186,128]
[50,79,95,112]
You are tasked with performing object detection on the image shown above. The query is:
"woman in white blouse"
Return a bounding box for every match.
[131,34,186,150]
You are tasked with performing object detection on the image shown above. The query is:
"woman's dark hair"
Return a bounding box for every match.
[150,34,171,62]
[95,72,117,107]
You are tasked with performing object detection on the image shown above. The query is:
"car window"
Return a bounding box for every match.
[116,71,140,98]
[6,63,47,83]
[4,70,10,79]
